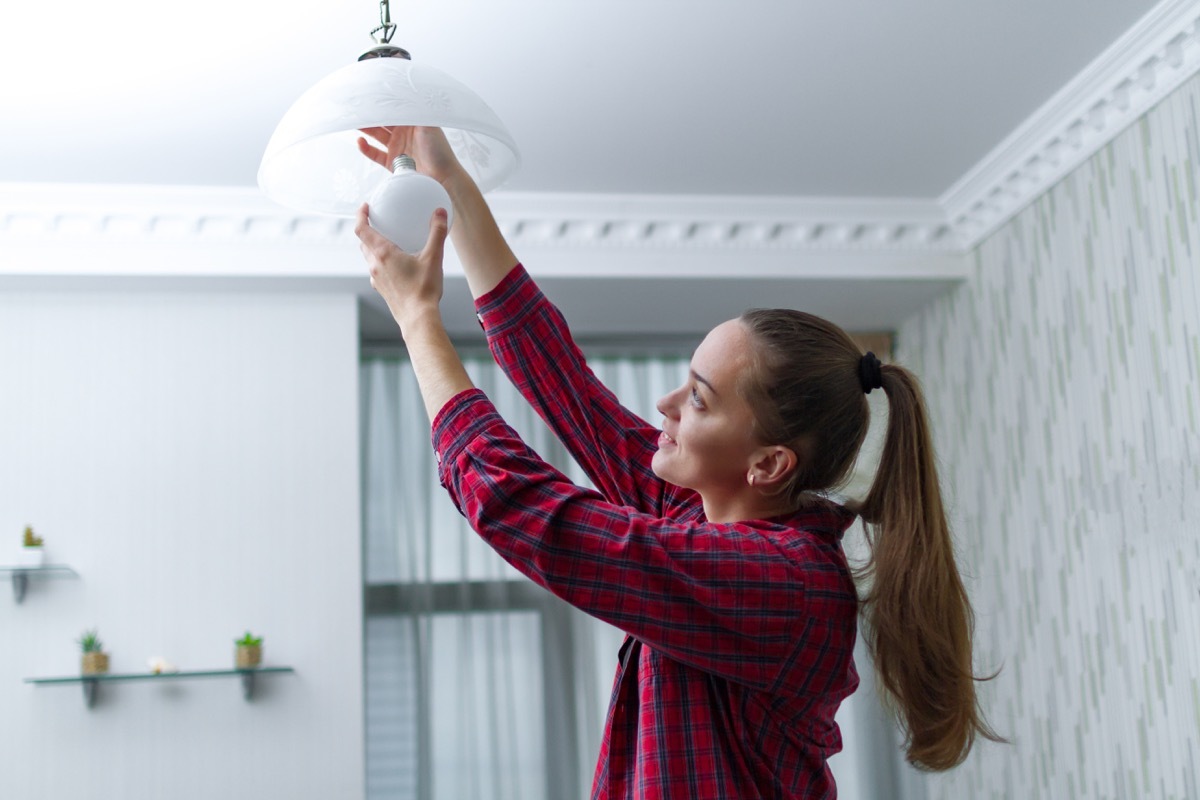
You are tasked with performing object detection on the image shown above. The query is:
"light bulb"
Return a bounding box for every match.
[367,155,454,252]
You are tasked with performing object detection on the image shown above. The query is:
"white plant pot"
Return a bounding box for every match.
[15,547,44,567]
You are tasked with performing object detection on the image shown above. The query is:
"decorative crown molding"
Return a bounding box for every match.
[0,183,965,282]
[942,0,1200,249]
[0,185,955,251]
[487,193,958,252]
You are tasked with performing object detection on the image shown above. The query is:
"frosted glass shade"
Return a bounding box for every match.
[258,57,519,216]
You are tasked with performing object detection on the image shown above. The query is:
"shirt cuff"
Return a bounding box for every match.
[474,263,543,336]
[430,388,500,466]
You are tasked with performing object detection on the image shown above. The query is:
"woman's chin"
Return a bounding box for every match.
[650,452,670,482]
[650,453,685,489]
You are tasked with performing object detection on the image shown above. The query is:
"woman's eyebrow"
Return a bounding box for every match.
[691,369,717,396]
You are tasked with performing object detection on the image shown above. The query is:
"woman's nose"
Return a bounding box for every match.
[656,386,682,419]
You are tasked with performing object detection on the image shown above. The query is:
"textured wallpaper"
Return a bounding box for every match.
[898,72,1200,798]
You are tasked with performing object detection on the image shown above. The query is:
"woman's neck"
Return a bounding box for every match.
[701,491,799,524]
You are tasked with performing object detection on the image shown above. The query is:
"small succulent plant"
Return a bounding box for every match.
[22,525,43,547]
[235,631,263,647]
[78,629,103,653]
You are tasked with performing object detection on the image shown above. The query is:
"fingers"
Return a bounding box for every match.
[353,203,372,240]
[354,203,390,251]
[360,125,407,151]
[356,136,389,169]
[420,208,450,264]
[358,126,393,144]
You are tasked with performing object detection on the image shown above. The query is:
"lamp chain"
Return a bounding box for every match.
[371,0,397,44]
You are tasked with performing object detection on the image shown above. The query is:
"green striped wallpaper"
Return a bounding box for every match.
[899,71,1200,799]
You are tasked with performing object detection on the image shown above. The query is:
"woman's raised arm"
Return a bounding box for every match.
[357,127,673,515]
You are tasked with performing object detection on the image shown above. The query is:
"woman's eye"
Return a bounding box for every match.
[690,386,704,408]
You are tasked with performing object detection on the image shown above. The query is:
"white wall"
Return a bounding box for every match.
[0,288,364,799]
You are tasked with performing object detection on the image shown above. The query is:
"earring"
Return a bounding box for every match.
[748,474,756,487]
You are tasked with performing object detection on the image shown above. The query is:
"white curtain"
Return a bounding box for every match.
[360,347,904,799]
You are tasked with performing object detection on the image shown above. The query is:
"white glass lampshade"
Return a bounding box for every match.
[258,56,519,216]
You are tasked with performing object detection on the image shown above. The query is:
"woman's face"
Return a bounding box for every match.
[651,319,764,496]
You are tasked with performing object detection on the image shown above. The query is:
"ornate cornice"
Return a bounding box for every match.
[486,193,957,252]
[0,186,954,250]
[0,184,963,281]
[942,0,1200,248]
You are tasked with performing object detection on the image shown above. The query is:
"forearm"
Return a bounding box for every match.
[478,267,666,514]
[399,309,476,422]
[443,169,519,299]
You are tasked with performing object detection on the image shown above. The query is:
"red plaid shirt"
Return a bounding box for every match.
[432,265,860,799]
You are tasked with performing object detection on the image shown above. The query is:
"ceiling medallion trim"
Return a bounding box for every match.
[942,0,1200,249]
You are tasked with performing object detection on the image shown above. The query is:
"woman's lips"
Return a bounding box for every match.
[658,431,677,447]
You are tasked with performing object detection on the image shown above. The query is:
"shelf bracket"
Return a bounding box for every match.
[12,570,28,603]
[240,670,256,700]
[82,679,97,709]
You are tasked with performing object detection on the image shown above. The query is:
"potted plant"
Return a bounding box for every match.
[17,525,44,567]
[235,631,263,669]
[79,629,109,675]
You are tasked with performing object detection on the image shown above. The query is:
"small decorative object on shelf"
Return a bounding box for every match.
[235,631,263,669]
[79,629,110,675]
[17,525,44,567]
[147,656,178,675]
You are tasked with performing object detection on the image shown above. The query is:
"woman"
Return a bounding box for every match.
[354,126,1001,799]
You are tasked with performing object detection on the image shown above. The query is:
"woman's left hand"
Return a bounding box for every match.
[355,203,450,331]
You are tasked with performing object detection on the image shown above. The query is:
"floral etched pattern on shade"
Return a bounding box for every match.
[259,58,519,215]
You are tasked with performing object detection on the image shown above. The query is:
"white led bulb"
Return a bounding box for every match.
[367,155,454,252]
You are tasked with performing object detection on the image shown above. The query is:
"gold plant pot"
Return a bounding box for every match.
[81,652,109,675]
[235,644,262,669]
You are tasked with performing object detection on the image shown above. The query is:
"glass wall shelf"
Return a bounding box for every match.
[25,666,295,708]
[0,565,78,603]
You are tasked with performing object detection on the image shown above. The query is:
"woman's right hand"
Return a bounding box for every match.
[357,125,464,186]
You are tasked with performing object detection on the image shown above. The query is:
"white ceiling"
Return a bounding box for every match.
[0,0,1156,196]
[0,1,1178,339]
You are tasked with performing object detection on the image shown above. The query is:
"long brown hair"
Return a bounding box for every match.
[739,308,1004,771]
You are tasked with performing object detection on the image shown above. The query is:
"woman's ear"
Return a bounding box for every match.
[747,445,797,490]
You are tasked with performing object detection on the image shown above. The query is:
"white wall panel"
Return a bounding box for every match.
[0,290,363,799]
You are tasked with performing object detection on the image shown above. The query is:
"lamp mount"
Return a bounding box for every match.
[359,0,411,60]
[371,0,397,44]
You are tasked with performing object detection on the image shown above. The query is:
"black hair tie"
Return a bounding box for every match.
[859,352,883,394]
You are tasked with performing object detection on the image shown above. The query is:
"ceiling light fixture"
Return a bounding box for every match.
[257,0,519,216]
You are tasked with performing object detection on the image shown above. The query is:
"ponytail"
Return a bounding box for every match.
[851,365,1006,770]
[739,309,1004,769]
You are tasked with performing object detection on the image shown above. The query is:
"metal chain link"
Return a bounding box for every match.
[370,0,397,44]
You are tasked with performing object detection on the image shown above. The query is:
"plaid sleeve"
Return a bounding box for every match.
[475,265,675,516]
[432,389,835,691]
